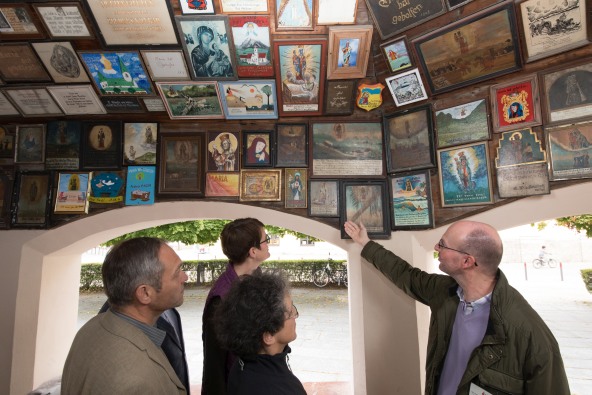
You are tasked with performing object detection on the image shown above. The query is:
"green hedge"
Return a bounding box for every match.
[80,259,347,291]
[581,269,592,293]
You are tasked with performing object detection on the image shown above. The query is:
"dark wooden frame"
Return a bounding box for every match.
[384,104,436,174]
[324,80,356,115]
[310,121,385,178]
[80,121,122,170]
[275,123,308,167]
[434,97,491,149]
[379,35,413,74]
[0,4,46,41]
[242,129,274,168]
[545,120,592,181]
[340,179,390,239]
[15,124,46,165]
[389,169,434,230]
[285,168,307,208]
[0,170,13,229]
[413,1,522,95]
[273,38,327,117]
[157,132,206,197]
[11,171,52,229]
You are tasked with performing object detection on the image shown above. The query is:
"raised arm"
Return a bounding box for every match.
[344,221,371,247]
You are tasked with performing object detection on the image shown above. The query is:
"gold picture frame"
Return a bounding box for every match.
[239,169,282,202]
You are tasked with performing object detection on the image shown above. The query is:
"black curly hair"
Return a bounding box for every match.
[215,272,289,357]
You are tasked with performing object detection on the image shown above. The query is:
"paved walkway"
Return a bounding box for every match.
[78,262,592,394]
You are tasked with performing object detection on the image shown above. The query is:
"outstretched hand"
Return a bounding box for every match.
[344,221,371,247]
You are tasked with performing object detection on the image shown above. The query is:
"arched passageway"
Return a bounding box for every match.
[4,182,591,394]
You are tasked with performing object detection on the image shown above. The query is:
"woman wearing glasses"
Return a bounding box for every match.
[202,218,271,394]
[215,272,305,395]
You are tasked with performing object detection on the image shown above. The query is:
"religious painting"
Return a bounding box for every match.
[311,122,384,178]
[239,169,282,201]
[437,141,494,207]
[78,51,154,96]
[275,0,314,30]
[384,105,436,173]
[340,180,390,239]
[385,68,428,107]
[157,132,205,197]
[490,74,542,133]
[545,120,592,180]
[176,15,237,81]
[206,130,240,172]
[274,39,327,116]
[327,25,373,80]
[285,168,307,208]
[45,120,81,170]
[242,130,273,168]
[390,170,434,230]
[434,98,490,148]
[380,36,413,74]
[308,179,339,217]
[11,171,51,228]
[0,4,45,40]
[413,3,521,95]
[356,82,385,112]
[54,172,91,214]
[519,0,590,63]
[0,125,15,165]
[123,122,158,166]
[218,80,278,119]
[81,121,122,170]
[495,128,546,168]
[275,124,308,167]
[540,59,592,126]
[229,15,273,78]
[15,124,45,164]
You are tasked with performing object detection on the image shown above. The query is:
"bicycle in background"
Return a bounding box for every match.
[312,259,348,288]
[532,255,558,269]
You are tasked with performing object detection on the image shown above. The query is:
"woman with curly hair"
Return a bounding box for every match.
[215,272,305,395]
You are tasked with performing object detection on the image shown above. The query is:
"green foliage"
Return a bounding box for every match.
[102,220,320,247]
[581,268,592,294]
[556,215,592,238]
[79,259,347,291]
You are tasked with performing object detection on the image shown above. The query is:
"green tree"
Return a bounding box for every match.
[556,215,592,237]
[102,220,319,246]
[261,85,272,106]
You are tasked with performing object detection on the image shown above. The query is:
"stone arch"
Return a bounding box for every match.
[8,182,591,394]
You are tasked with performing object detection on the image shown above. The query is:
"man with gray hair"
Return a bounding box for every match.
[344,220,570,395]
[62,237,188,394]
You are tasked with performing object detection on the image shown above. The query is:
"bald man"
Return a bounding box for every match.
[344,220,570,395]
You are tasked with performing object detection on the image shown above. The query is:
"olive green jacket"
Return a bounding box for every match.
[361,241,570,395]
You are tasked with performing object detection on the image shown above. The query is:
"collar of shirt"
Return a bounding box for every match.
[456,287,492,315]
[111,309,166,347]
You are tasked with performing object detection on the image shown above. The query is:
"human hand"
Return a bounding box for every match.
[344,221,371,247]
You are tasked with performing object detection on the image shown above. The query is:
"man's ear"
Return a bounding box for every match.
[134,284,152,305]
[262,331,276,347]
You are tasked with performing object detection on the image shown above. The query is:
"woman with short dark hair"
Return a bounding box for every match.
[215,272,305,395]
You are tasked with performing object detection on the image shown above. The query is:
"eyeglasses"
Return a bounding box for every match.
[286,303,299,320]
[437,239,478,267]
[259,234,271,245]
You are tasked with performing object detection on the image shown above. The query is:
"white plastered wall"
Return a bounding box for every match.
[1,182,590,395]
